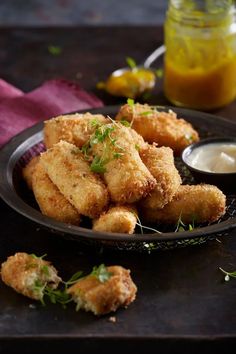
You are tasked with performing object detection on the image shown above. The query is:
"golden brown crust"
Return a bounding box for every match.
[22,156,40,189]
[142,184,226,224]
[140,145,182,209]
[1,253,61,300]
[44,113,109,149]
[93,205,137,234]
[40,140,109,218]
[115,103,199,155]
[32,162,80,225]
[91,123,156,203]
[67,265,137,315]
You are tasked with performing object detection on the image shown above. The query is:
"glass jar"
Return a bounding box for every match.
[164,0,236,110]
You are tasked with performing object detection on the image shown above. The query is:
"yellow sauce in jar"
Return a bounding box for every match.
[165,54,236,110]
[164,1,236,110]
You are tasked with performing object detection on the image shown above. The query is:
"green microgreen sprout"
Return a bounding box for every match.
[81,119,125,174]
[139,111,153,116]
[219,267,236,282]
[90,264,113,283]
[48,45,62,56]
[135,214,161,235]
[32,264,112,309]
[90,155,108,173]
[127,98,135,107]
[155,68,164,78]
[41,265,50,276]
[30,254,47,260]
[127,98,136,126]
[126,56,137,69]
[120,119,131,127]
[175,215,195,232]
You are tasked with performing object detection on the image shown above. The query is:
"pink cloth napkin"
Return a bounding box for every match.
[0,78,103,147]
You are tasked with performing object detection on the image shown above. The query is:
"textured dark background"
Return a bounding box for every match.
[0,0,168,26]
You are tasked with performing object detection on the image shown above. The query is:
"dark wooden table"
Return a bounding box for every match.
[0,27,236,354]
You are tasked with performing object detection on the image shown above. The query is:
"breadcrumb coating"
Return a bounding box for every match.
[1,253,61,301]
[22,156,40,189]
[140,145,182,209]
[67,265,137,315]
[93,205,137,234]
[40,141,109,218]
[142,184,226,224]
[44,113,109,149]
[32,161,80,225]
[91,123,156,203]
[116,103,199,155]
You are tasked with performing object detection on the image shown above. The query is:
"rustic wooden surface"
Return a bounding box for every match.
[0,27,236,354]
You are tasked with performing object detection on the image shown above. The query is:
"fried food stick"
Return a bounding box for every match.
[115,103,199,155]
[44,113,109,149]
[22,156,40,189]
[32,162,80,225]
[93,205,137,234]
[90,123,156,203]
[142,184,226,224]
[67,265,137,315]
[140,145,182,209]
[40,141,109,218]
[1,253,61,301]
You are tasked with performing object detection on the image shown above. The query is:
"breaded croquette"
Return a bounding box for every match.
[67,265,137,315]
[115,103,199,155]
[90,123,156,203]
[142,184,226,224]
[22,155,40,189]
[40,140,109,218]
[1,253,61,301]
[93,205,137,234]
[44,113,109,149]
[140,145,182,209]
[32,162,80,225]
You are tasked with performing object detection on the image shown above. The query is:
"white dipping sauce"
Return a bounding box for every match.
[188,143,236,173]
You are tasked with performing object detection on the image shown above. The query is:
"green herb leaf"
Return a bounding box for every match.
[113,152,123,159]
[90,118,101,128]
[175,215,195,232]
[48,45,62,56]
[90,156,107,173]
[126,57,137,69]
[135,144,140,151]
[64,271,83,287]
[41,265,50,276]
[127,98,135,107]
[43,287,72,307]
[90,264,113,283]
[139,111,153,116]
[155,68,164,78]
[120,119,131,127]
[30,254,47,260]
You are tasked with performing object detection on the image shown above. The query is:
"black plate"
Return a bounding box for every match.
[0,105,236,251]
